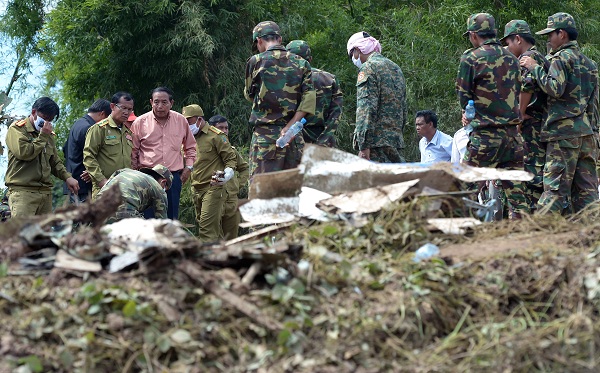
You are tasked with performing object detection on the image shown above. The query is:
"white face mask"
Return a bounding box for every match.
[34,116,46,131]
[189,120,200,135]
[352,55,362,69]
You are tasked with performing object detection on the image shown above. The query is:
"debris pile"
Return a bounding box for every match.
[1,146,599,371]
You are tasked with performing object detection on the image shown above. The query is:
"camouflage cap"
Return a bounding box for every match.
[536,12,576,35]
[286,40,311,61]
[463,13,496,37]
[252,21,281,41]
[181,104,204,119]
[140,165,173,190]
[499,20,531,42]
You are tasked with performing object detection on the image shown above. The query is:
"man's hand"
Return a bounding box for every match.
[66,177,80,194]
[181,167,192,184]
[80,170,92,183]
[461,112,471,127]
[98,178,108,188]
[358,148,370,160]
[210,167,234,186]
[41,121,53,135]
[519,56,538,70]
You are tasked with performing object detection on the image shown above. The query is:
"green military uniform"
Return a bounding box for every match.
[222,147,250,240]
[245,21,316,178]
[191,124,238,242]
[83,115,133,199]
[500,20,550,209]
[97,168,169,224]
[5,117,73,217]
[286,40,343,148]
[457,13,530,218]
[354,52,407,162]
[527,13,599,213]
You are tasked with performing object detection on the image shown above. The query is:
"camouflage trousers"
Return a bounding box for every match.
[521,118,546,209]
[370,146,405,163]
[249,124,304,179]
[465,127,530,218]
[222,190,241,240]
[538,135,599,214]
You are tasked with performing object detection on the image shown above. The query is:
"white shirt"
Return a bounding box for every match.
[419,129,453,164]
[451,127,470,164]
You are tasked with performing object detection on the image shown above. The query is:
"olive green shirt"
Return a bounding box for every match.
[191,125,238,190]
[5,117,72,191]
[83,115,133,189]
[225,147,250,197]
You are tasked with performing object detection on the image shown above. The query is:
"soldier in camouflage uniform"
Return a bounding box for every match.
[183,105,238,242]
[245,21,316,179]
[97,165,172,223]
[285,40,343,147]
[500,20,550,210]
[347,31,407,162]
[521,13,599,213]
[457,13,530,219]
[5,97,79,217]
[210,115,250,239]
[83,92,135,199]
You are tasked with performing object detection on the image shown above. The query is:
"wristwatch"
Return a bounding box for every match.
[186,166,193,171]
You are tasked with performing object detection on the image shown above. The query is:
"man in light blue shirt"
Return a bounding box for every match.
[416,110,452,164]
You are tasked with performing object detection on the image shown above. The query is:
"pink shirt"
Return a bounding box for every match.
[131,110,197,172]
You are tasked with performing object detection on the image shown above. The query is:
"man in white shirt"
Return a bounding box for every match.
[451,127,470,163]
[416,110,452,164]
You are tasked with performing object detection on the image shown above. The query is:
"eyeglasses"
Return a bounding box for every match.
[115,103,134,113]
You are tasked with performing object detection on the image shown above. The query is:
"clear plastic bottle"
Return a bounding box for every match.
[464,100,475,134]
[276,118,307,148]
[413,243,440,262]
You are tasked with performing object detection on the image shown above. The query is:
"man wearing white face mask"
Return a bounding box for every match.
[347,31,407,162]
[5,97,79,217]
[182,104,237,241]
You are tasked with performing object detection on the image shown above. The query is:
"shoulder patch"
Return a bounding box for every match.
[15,118,28,127]
[357,71,367,84]
[98,118,109,127]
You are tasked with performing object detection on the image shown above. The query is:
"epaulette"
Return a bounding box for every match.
[209,126,224,135]
[97,118,109,127]
[14,118,28,127]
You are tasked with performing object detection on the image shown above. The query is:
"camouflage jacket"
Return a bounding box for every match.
[529,41,596,141]
[98,168,168,219]
[83,115,133,186]
[353,52,407,151]
[521,46,549,122]
[5,117,72,191]
[456,39,522,129]
[304,68,343,147]
[244,45,316,126]
[581,52,599,133]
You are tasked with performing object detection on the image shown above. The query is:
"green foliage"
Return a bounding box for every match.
[3,0,600,191]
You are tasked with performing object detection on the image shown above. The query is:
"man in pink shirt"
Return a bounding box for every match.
[131,87,197,219]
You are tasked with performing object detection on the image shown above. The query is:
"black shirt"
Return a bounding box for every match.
[63,114,96,196]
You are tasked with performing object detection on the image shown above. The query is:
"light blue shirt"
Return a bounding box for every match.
[419,129,453,164]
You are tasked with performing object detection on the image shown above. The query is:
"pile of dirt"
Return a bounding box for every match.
[1,201,600,372]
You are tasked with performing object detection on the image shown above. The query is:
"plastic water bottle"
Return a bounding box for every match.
[413,243,440,263]
[464,100,475,134]
[276,118,307,148]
